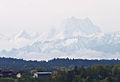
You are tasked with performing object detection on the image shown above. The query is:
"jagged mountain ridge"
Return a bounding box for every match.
[0,17,120,60]
[63,17,101,37]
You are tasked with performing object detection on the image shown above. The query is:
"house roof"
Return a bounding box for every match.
[34,72,52,74]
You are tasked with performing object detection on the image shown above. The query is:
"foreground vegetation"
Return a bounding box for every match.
[1,65,120,82]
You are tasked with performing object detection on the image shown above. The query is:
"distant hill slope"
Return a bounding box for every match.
[0,57,120,71]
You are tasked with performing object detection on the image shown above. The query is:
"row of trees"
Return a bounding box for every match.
[53,65,120,82]
[1,65,120,82]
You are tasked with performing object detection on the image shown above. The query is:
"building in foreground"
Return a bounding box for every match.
[33,72,52,78]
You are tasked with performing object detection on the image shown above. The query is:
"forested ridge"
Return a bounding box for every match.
[0,57,120,71]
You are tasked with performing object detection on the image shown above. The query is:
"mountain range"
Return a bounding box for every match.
[0,17,120,60]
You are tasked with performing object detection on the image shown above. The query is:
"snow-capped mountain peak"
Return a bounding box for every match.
[15,30,31,40]
[0,17,120,60]
[63,17,101,38]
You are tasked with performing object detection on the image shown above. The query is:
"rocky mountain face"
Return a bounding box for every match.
[0,17,120,60]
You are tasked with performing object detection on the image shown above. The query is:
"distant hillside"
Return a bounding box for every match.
[0,57,120,71]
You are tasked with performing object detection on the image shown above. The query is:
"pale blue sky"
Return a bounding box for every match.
[0,0,120,35]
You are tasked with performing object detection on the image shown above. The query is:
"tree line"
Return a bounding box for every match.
[1,65,120,82]
[0,57,120,71]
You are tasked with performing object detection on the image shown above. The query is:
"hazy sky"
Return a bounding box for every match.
[0,0,120,35]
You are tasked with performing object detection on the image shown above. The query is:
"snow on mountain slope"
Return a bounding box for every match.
[13,30,40,40]
[0,17,120,60]
[63,17,101,38]
[1,32,120,56]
